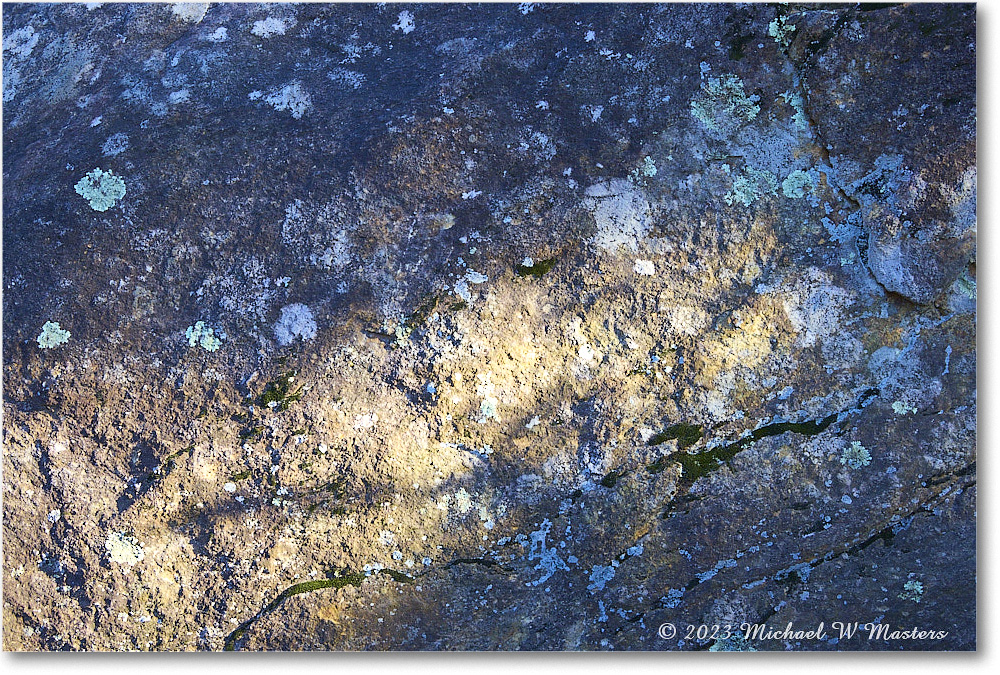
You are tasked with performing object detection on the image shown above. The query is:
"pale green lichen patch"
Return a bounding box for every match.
[840,441,872,469]
[899,579,924,603]
[892,400,917,415]
[768,15,796,48]
[782,169,813,198]
[74,168,126,211]
[186,321,222,352]
[37,321,71,348]
[105,531,144,567]
[690,74,760,136]
[779,90,810,130]
[725,166,777,206]
[629,155,657,182]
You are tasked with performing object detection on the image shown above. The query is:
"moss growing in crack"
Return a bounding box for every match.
[516,256,559,278]
[258,370,303,411]
[647,423,704,450]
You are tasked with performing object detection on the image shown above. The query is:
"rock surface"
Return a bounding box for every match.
[2,2,975,651]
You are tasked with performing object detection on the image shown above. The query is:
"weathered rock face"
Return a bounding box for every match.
[3,3,975,651]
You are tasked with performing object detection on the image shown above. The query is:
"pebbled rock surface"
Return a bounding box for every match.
[2,2,975,651]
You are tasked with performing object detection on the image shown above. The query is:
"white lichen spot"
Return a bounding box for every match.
[204,27,228,43]
[37,321,71,349]
[465,270,488,284]
[633,259,655,276]
[168,89,191,105]
[105,532,144,567]
[584,30,596,42]
[454,488,474,514]
[379,530,396,546]
[185,321,222,351]
[264,82,311,119]
[3,25,39,59]
[101,132,129,156]
[393,10,415,34]
[171,3,209,24]
[528,520,569,586]
[47,509,61,523]
[251,16,295,38]
[74,167,126,211]
[453,279,472,304]
[223,482,237,493]
[584,179,653,252]
[526,416,541,431]
[353,412,378,432]
[479,397,500,423]
[274,303,317,346]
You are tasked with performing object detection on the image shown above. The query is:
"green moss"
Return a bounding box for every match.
[659,412,839,514]
[647,423,704,450]
[258,370,303,411]
[600,471,620,488]
[515,256,558,278]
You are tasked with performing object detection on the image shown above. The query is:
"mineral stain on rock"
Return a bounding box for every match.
[2,2,975,651]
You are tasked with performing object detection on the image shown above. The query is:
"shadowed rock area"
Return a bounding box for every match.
[3,2,975,651]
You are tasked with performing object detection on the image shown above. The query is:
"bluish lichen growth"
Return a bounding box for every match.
[710,634,758,652]
[725,166,778,206]
[690,74,760,136]
[74,168,126,211]
[840,441,872,469]
[186,321,222,352]
[37,321,71,348]
[899,579,924,603]
[587,564,616,592]
[768,15,796,48]
[782,169,813,198]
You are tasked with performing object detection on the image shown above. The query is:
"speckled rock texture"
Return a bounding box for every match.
[3,3,975,651]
